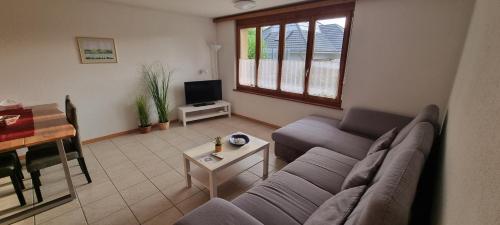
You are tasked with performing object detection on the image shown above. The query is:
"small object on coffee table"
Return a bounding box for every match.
[211,152,224,160]
[215,136,223,152]
[229,134,250,146]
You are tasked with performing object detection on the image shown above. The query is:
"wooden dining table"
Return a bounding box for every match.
[0,104,76,225]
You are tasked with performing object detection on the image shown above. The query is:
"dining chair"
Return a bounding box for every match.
[0,154,26,206]
[0,152,24,180]
[26,95,91,202]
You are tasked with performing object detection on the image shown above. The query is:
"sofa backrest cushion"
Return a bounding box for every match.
[367,128,398,155]
[390,105,439,148]
[304,185,367,225]
[341,150,387,190]
[343,122,435,225]
[339,107,412,139]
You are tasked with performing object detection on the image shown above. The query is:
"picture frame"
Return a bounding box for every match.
[76,37,118,64]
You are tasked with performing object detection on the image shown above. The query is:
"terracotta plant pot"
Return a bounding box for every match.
[215,145,222,152]
[158,121,170,130]
[139,125,152,134]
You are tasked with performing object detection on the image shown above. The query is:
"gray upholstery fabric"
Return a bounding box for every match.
[174,198,263,225]
[282,147,358,194]
[232,171,333,225]
[373,122,435,183]
[391,104,439,148]
[341,150,387,190]
[304,185,367,225]
[272,115,373,160]
[339,107,412,139]
[344,122,435,225]
[175,107,437,225]
[274,142,304,163]
[367,128,398,155]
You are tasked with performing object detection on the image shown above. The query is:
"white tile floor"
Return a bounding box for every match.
[1,116,286,225]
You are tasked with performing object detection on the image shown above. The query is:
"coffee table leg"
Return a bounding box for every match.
[209,172,217,198]
[263,145,269,180]
[184,157,192,188]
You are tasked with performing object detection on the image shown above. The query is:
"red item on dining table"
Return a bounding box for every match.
[0,108,35,142]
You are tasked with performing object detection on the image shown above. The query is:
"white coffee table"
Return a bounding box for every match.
[183,132,270,198]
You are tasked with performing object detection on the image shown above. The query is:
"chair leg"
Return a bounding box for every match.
[13,153,24,180]
[35,170,41,186]
[31,171,43,203]
[78,157,92,183]
[18,174,25,190]
[16,168,25,182]
[10,174,26,206]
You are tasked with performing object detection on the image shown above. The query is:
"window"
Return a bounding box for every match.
[236,3,354,108]
[239,27,256,87]
[281,22,308,94]
[258,25,280,90]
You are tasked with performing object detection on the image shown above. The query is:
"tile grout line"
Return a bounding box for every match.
[109,137,183,223]
[106,139,157,224]
[31,165,90,224]
[132,131,207,217]
[85,143,138,225]
[148,127,219,214]
[73,149,98,225]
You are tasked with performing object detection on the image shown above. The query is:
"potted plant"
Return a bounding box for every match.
[215,136,223,152]
[136,95,152,133]
[144,63,172,130]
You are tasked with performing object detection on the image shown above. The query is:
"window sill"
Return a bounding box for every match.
[233,88,343,110]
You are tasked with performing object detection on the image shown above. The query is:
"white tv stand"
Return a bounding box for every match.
[178,100,231,126]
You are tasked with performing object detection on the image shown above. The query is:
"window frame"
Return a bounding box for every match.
[235,3,354,109]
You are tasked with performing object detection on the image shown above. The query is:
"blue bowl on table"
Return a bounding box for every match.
[229,134,250,147]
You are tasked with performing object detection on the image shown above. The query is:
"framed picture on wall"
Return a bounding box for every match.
[76,37,117,64]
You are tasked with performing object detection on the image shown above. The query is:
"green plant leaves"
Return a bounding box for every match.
[136,95,150,127]
[143,63,172,123]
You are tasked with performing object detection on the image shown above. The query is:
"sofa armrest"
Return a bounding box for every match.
[339,107,413,139]
[175,198,263,225]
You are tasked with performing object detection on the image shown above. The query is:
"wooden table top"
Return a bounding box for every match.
[183,132,268,172]
[0,104,76,152]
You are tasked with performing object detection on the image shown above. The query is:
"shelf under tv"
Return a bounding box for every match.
[178,100,231,126]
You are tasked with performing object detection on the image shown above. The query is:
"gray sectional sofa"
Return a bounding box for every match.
[175,105,439,225]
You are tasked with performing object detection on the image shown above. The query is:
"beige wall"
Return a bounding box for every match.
[0,0,216,140]
[433,0,500,224]
[216,0,474,126]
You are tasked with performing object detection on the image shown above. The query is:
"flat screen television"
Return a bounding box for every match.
[184,80,222,106]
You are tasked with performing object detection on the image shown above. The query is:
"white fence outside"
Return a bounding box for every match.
[239,59,340,98]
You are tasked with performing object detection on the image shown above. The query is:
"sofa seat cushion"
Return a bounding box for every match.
[282,147,358,194]
[272,115,374,160]
[232,171,333,225]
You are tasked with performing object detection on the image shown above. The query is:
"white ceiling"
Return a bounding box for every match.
[97,0,310,18]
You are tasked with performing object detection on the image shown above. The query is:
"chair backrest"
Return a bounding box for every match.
[65,95,83,155]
